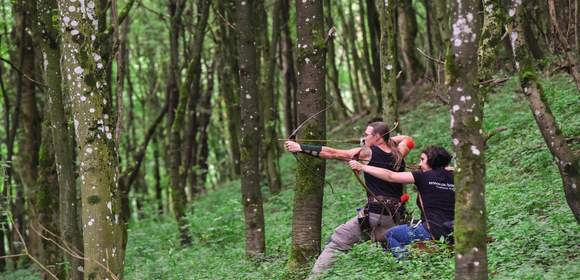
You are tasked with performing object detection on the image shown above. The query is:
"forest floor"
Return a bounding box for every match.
[2,74,579,280]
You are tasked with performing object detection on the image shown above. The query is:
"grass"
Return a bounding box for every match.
[1,74,579,280]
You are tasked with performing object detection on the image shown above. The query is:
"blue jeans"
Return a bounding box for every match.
[385,223,431,259]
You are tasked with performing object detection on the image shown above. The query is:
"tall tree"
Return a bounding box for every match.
[377,0,399,121]
[288,0,327,268]
[280,0,298,135]
[236,0,266,257]
[324,0,350,119]
[398,0,424,82]
[509,0,580,223]
[216,0,242,176]
[34,0,84,278]
[263,0,283,194]
[58,0,124,277]
[447,1,487,279]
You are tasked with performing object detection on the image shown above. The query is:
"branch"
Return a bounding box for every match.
[0,57,46,87]
[416,47,444,65]
[107,0,137,35]
[484,126,508,145]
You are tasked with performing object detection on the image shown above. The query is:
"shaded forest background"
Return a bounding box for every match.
[0,0,579,279]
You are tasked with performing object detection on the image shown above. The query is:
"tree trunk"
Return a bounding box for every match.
[377,0,399,121]
[153,135,163,215]
[359,0,380,97]
[325,0,351,119]
[288,0,327,268]
[423,0,438,78]
[280,0,298,136]
[36,111,65,279]
[366,0,382,101]
[510,0,580,223]
[236,0,266,257]
[194,60,214,196]
[166,0,193,246]
[447,1,487,279]
[58,0,124,277]
[216,0,242,176]
[182,0,210,202]
[262,0,283,194]
[398,0,424,83]
[35,0,83,277]
[337,4,365,112]
[479,0,505,94]
[547,0,580,91]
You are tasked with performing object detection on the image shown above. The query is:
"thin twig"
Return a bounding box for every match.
[416,47,445,65]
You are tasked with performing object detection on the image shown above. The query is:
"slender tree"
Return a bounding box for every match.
[58,0,124,277]
[280,0,298,135]
[377,0,399,121]
[216,0,242,176]
[288,0,327,268]
[398,0,424,82]
[447,1,487,279]
[236,0,266,257]
[509,0,580,223]
[324,0,350,119]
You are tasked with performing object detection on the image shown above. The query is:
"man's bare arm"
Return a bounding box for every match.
[285,140,361,161]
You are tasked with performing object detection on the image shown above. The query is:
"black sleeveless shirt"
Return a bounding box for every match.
[363,145,406,199]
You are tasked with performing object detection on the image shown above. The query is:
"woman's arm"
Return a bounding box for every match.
[348,160,415,184]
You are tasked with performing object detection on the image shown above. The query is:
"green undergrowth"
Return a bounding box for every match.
[2,74,579,280]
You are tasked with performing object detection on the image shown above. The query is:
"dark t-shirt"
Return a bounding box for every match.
[364,145,405,199]
[412,168,455,239]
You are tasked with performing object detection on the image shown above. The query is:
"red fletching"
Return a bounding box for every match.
[400,193,410,203]
[404,138,415,150]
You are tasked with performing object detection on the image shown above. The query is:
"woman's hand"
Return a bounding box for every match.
[284,141,302,153]
[348,160,364,171]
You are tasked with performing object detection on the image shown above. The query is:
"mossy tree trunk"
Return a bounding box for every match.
[288,0,327,268]
[36,0,83,278]
[216,1,242,176]
[166,0,191,246]
[447,1,487,279]
[479,0,505,95]
[236,0,266,257]
[58,0,124,277]
[36,112,64,279]
[281,0,298,136]
[377,0,399,121]
[263,0,283,194]
[509,0,580,223]
[12,0,39,264]
[398,0,424,83]
[324,0,350,119]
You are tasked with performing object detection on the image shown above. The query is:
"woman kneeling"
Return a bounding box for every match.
[349,146,455,258]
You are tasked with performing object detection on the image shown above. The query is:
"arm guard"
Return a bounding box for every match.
[299,144,322,157]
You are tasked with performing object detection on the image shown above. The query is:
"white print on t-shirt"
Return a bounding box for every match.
[428,181,455,191]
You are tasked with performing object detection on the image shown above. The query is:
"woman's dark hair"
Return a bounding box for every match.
[421,146,452,169]
[367,121,402,169]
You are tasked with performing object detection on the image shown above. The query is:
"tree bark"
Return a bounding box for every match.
[377,0,399,121]
[447,1,487,279]
[262,0,283,194]
[280,0,298,136]
[216,0,242,176]
[58,0,124,277]
[398,0,424,83]
[423,0,439,78]
[236,0,266,257]
[194,59,215,196]
[36,110,65,279]
[288,0,327,268]
[324,0,351,119]
[35,0,83,277]
[509,0,580,223]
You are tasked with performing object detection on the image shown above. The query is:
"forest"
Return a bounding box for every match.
[0,0,579,279]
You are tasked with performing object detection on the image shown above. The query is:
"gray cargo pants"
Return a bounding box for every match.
[308,210,395,278]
